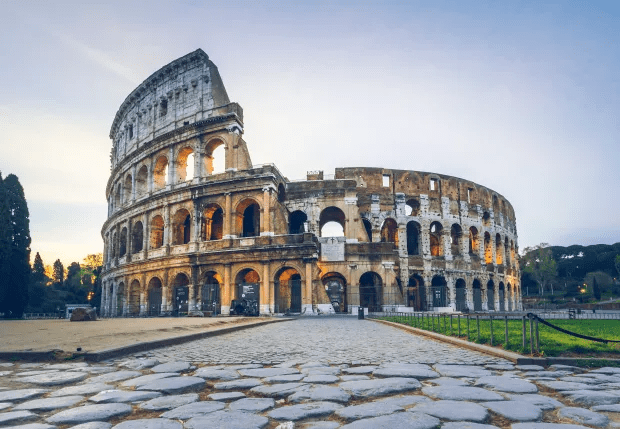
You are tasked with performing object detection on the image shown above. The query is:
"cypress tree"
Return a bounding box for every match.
[53,259,64,285]
[32,252,45,282]
[592,275,602,301]
[0,173,12,317]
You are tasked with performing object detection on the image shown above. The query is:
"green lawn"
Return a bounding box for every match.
[380,314,620,357]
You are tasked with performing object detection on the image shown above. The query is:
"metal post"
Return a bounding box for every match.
[458,315,461,336]
[490,315,494,346]
[505,316,509,348]
[535,318,540,353]
[450,314,453,336]
[529,316,534,355]
[467,315,470,341]
[477,315,480,342]
[522,316,526,349]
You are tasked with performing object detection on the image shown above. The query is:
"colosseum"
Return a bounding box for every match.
[99,49,522,317]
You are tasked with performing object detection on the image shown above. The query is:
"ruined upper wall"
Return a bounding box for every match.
[109,49,239,167]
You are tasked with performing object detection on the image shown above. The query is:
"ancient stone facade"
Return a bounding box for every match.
[100,49,522,317]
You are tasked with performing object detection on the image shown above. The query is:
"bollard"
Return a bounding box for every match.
[358,307,364,320]
[522,316,526,349]
[467,315,470,341]
[477,316,480,342]
[505,316,509,348]
[458,315,461,336]
[450,314,453,336]
[535,318,540,353]
[529,316,534,355]
[490,315,494,346]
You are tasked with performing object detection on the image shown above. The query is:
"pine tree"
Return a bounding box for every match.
[32,252,45,282]
[53,259,64,286]
[592,275,602,301]
[0,173,12,317]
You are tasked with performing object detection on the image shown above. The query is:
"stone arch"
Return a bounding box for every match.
[274,267,302,313]
[116,282,125,315]
[469,226,480,255]
[472,279,482,311]
[150,215,164,248]
[431,276,448,308]
[136,165,148,197]
[429,221,443,256]
[362,218,372,242]
[172,208,191,245]
[507,282,513,311]
[322,272,347,313]
[406,198,420,216]
[176,146,194,182]
[484,232,493,264]
[132,221,144,253]
[123,174,132,204]
[119,227,128,256]
[407,274,426,311]
[487,280,495,311]
[499,282,505,311]
[128,279,140,315]
[153,155,168,190]
[172,272,190,315]
[236,198,261,237]
[147,277,162,316]
[455,278,467,311]
[202,203,224,241]
[359,271,382,312]
[495,233,503,265]
[319,206,346,237]
[482,211,491,227]
[289,210,308,234]
[202,271,222,314]
[233,268,261,315]
[204,137,227,175]
[451,224,463,256]
[380,218,398,245]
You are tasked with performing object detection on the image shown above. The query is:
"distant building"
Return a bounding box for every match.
[65,304,93,320]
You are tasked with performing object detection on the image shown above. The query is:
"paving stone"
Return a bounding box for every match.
[47,363,88,370]
[69,423,113,429]
[512,424,592,429]
[150,362,190,373]
[268,401,343,421]
[486,364,515,370]
[373,364,439,380]
[14,395,84,411]
[87,371,142,384]
[50,383,113,398]
[89,390,161,403]
[342,366,376,374]
[559,376,602,384]
[538,381,600,391]
[137,376,205,394]
[250,383,307,398]
[0,389,49,402]
[592,403,620,412]
[549,365,584,373]
[70,367,116,375]
[118,358,159,370]
[558,407,609,427]
[335,401,403,420]
[575,373,620,382]
[264,374,305,383]
[288,386,350,403]
[208,392,246,401]
[237,368,299,377]
[515,365,545,371]
[212,378,262,390]
[442,423,501,429]
[413,399,488,421]
[160,401,226,419]
[301,367,341,376]
[0,371,13,376]
[339,411,440,429]
[120,373,178,387]
[5,424,59,429]
[340,377,421,398]
[228,398,274,412]
[376,395,431,407]
[302,375,339,384]
[184,410,268,429]
[225,364,263,370]
[299,422,340,429]
[433,364,492,377]
[111,419,183,429]
[564,390,620,406]
[0,402,11,410]
[521,371,573,378]
[340,375,369,381]
[505,393,565,410]
[14,370,60,377]
[591,367,620,374]
[422,385,504,401]
[474,375,538,393]
[0,410,38,425]
[427,377,470,386]
[19,372,88,386]
[300,362,329,369]
[481,400,542,421]
[193,368,239,381]
[46,404,133,424]
[138,393,198,410]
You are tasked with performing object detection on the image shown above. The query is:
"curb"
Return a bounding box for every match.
[370,319,620,366]
[0,318,291,363]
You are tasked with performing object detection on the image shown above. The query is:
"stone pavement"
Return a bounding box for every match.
[0,317,618,428]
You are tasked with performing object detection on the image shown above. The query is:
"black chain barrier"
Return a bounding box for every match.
[527,313,620,344]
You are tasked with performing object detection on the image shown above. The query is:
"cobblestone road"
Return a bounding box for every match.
[145,317,507,365]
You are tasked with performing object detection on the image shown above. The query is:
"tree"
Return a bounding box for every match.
[0,173,12,317]
[521,243,557,296]
[53,259,64,286]
[592,275,601,301]
[616,254,620,278]
[32,252,45,282]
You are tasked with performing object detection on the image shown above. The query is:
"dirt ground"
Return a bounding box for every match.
[0,317,267,353]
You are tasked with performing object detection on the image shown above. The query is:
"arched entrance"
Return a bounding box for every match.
[431,276,447,308]
[173,273,190,315]
[116,282,125,316]
[473,279,482,311]
[322,273,347,313]
[234,268,260,316]
[499,282,505,312]
[147,277,162,316]
[274,267,302,313]
[487,280,495,311]
[455,278,467,311]
[507,283,513,311]
[359,272,382,312]
[289,211,308,234]
[128,280,140,316]
[202,271,222,314]
[407,274,426,311]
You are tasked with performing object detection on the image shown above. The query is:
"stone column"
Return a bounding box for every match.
[143,212,149,258]
[443,230,452,260]
[261,186,273,236]
[194,143,204,182]
[447,277,456,310]
[164,204,171,253]
[481,280,489,311]
[148,158,154,194]
[139,274,146,316]
[221,263,232,315]
[261,261,270,315]
[162,270,169,314]
[189,265,199,312]
[100,281,107,317]
[111,283,117,317]
[131,164,137,202]
[167,146,175,188]
[303,260,314,314]
[465,278,475,311]
[494,281,500,311]
[421,222,431,257]
[223,192,233,238]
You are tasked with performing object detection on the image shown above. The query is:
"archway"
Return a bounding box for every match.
[150,215,164,248]
[362,218,372,242]
[507,283,513,311]
[202,271,222,314]
[495,234,503,265]
[153,156,168,190]
[128,279,140,316]
[204,139,226,175]
[172,209,191,245]
[236,199,260,237]
[487,280,495,311]
[359,272,382,312]
[119,227,128,256]
[408,274,426,311]
[136,165,148,197]
[123,174,132,205]
[275,267,302,313]
[289,210,308,234]
[322,272,347,313]
[203,204,223,241]
[132,221,143,253]
[116,282,125,316]
[451,224,463,256]
[407,221,420,255]
[473,279,482,311]
[484,232,493,264]
[430,222,443,256]
[319,206,345,237]
[380,218,398,244]
[176,147,194,182]
[406,198,420,216]
[431,276,447,308]
[234,269,260,315]
[147,277,162,316]
[455,278,467,311]
[499,282,505,312]
[172,273,190,315]
[469,227,479,255]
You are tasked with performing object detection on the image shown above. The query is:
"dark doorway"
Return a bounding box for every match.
[473,279,482,311]
[455,279,467,311]
[290,275,302,313]
[174,286,189,315]
[487,280,495,310]
[202,283,220,314]
[148,279,162,316]
[431,276,447,308]
[360,272,382,312]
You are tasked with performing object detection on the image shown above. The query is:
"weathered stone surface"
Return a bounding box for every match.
[120,373,177,387]
[250,383,306,398]
[14,395,84,411]
[302,375,339,384]
[87,371,142,384]
[591,367,620,374]
[486,364,515,370]
[111,419,183,429]
[0,410,38,425]
[50,383,113,398]
[46,404,132,424]
[47,363,88,370]
[481,400,542,421]
[70,423,113,429]
[288,386,350,403]
[161,401,226,419]
[474,375,538,393]
[340,375,369,381]
[441,423,501,429]
[299,422,340,429]
[264,374,305,383]
[422,385,504,401]
[0,402,11,411]
[515,365,545,371]
[521,371,573,378]
[564,390,620,406]
[193,368,239,381]
[427,377,470,386]
[213,378,262,390]
[70,307,97,321]
[373,364,439,379]
[559,376,601,384]
[376,395,431,407]
[340,377,421,398]
[558,407,609,427]
[342,366,376,374]
[19,372,88,386]
[0,389,49,402]
[301,367,341,376]
[433,364,492,377]
[538,381,601,391]
[413,399,488,421]
[14,370,59,377]
[4,424,58,429]
[139,393,198,410]
[118,358,159,370]
[335,401,403,420]
[592,403,620,412]
[268,401,343,421]
[89,390,161,403]
[228,398,274,412]
[237,368,299,378]
[137,376,205,394]
[208,392,246,401]
[150,362,190,373]
[512,424,591,429]
[339,411,440,429]
[184,411,268,429]
[505,393,564,410]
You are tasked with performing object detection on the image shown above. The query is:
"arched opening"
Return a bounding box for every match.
[499,282,505,312]
[359,272,382,312]
[172,209,191,245]
[484,232,493,264]
[136,165,148,197]
[202,204,223,241]
[406,198,420,216]
[319,206,345,237]
[455,278,467,311]
[119,227,128,256]
[495,233,503,265]
[408,274,426,311]
[275,268,302,313]
[430,222,443,256]
[469,227,480,255]
[202,271,222,314]
[176,147,194,182]
[128,279,140,315]
[322,272,347,313]
[116,282,125,315]
[289,210,308,234]
[114,184,121,209]
[112,231,118,259]
[451,224,463,255]
[123,174,132,204]
[362,218,372,242]
[510,240,516,267]
[504,238,510,266]
[172,273,190,315]
[482,211,491,227]
[153,156,169,190]
[487,280,495,311]
[493,195,500,214]
[236,199,260,238]
[147,277,162,316]
[473,279,482,311]
[380,218,398,245]
[406,221,420,255]
[150,215,164,248]
[431,276,447,308]
[205,139,226,175]
[132,221,143,253]
[507,283,512,311]
[233,268,260,316]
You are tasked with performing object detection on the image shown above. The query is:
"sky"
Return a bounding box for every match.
[0,0,618,267]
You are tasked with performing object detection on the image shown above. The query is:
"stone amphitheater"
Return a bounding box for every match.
[99,49,522,317]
